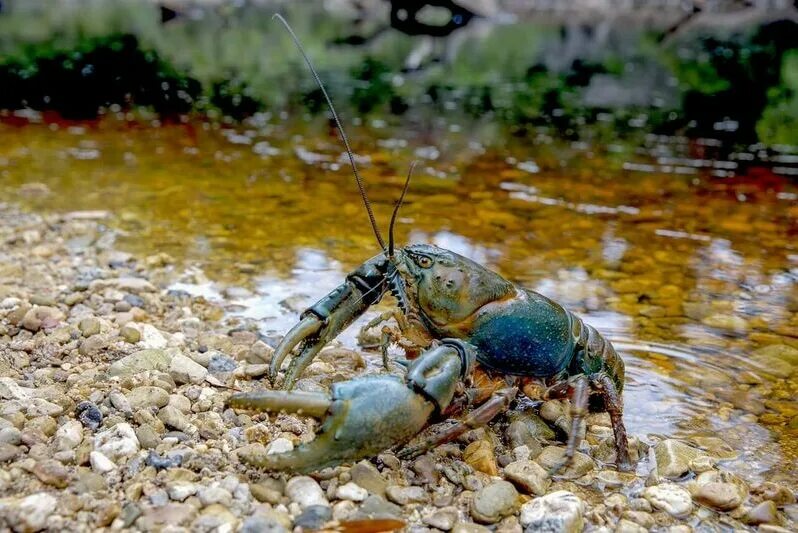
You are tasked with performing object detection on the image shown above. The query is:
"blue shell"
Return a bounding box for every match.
[467,290,576,376]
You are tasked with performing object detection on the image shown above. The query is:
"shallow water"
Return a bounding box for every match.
[1,115,796,485]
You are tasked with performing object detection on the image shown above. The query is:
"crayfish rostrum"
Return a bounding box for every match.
[227,15,632,475]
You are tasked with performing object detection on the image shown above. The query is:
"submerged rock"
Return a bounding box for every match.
[470,481,518,524]
[519,491,584,533]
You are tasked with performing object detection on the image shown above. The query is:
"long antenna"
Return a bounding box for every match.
[273,13,386,250]
[388,160,416,258]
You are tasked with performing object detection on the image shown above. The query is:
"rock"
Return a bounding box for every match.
[350,461,387,496]
[54,420,83,451]
[654,439,706,479]
[208,353,237,374]
[241,514,288,533]
[167,481,198,502]
[107,349,172,377]
[616,518,648,533]
[120,326,141,344]
[294,505,332,530]
[746,500,779,525]
[470,480,519,524]
[0,443,21,462]
[702,314,748,334]
[506,421,543,457]
[535,446,594,479]
[135,425,161,450]
[145,450,181,470]
[423,507,457,530]
[21,306,64,331]
[137,503,196,529]
[94,423,140,461]
[250,479,284,504]
[265,437,294,455]
[78,317,102,337]
[504,460,551,496]
[355,495,402,519]
[751,344,798,378]
[76,401,103,430]
[169,353,208,384]
[286,476,329,508]
[643,484,693,518]
[693,482,744,511]
[452,523,491,533]
[519,490,584,533]
[198,486,232,507]
[508,411,555,441]
[27,398,63,417]
[138,324,168,349]
[336,482,368,502]
[126,386,170,410]
[751,482,796,506]
[0,378,34,400]
[0,492,58,532]
[31,459,70,488]
[464,439,499,476]
[90,451,116,473]
[158,406,191,432]
[0,427,21,445]
[386,485,428,505]
[79,335,109,356]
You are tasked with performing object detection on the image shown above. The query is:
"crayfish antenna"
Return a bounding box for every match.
[273,13,386,251]
[388,160,416,259]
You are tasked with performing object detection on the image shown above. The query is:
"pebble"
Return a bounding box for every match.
[654,439,706,479]
[192,503,239,531]
[78,317,102,337]
[126,386,170,410]
[241,514,288,533]
[519,491,584,533]
[452,523,491,533]
[31,459,70,488]
[504,460,551,495]
[54,420,83,451]
[120,325,141,343]
[535,446,595,479]
[386,485,428,505]
[746,500,779,525]
[0,492,58,532]
[294,505,332,530]
[167,481,198,501]
[336,482,368,502]
[643,484,694,518]
[693,481,744,511]
[265,437,294,455]
[158,405,191,432]
[423,507,458,530]
[198,486,232,507]
[350,461,388,496]
[463,439,499,476]
[169,353,208,384]
[470,480,519,524]
[107,349,172,377]
[286,476,329,508]
[90,451,117,473]
[93,422,140,461]
[75,401,103,430]
[355,495,402,519]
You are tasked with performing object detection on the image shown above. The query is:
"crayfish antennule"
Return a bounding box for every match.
[388,160,416,259]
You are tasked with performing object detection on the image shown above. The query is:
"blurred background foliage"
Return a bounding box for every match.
[1,0,797,147]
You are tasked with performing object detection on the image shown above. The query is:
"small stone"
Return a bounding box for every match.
[0,427,22,445]
[241,514,288,533]
[504,460,551,496]
[208,353,238,374]
[167,481,198,502]
[336,482,368,502]
[250,479,284,504]
[286,476,329,508]
[79,317,102,337]
[32,459,70,488]
[198,486,232,507]
[643,484,693,518]
[746,500,779,525]
[94,422,140,461]
[751,482,796,506]
[694,481,744,511]
[265,437,294,455]
[145,450,181,470]
[452,523,491,533]
[120,326,141,344]
[0,492,58,532]
[126,386,169,410]
[158,405,191,432]
[535,446,594,479]
[294,505,332,530]
[464,439,499,476]
[654,439,706,479]
[76,401,103,430]
[519,491,584,533]
[90,451,117,473]
[424,507,458,531]
[616,519,648,533]
[0,443,21,462]
[107,349,172,377]
[192,503,239,531]
[386,485,428,505]
[169,353,208,385]
[350,461,387,496]
[470,480,519,524]
[355,495,402,520]
[506,421,543,457]
[54,420,83,451]
[702,313,749,334]
[135,425,161,450]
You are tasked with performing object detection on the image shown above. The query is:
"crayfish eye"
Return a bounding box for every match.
[416,256,433,268]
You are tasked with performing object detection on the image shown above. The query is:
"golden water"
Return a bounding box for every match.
[1,115,796,484]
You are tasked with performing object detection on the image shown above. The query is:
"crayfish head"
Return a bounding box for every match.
[392,244,515,330]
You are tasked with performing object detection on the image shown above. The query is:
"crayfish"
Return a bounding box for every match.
[227,15,632,475]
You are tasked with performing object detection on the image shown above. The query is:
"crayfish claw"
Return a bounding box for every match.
[228,375,436,473]
[268,315,322,385]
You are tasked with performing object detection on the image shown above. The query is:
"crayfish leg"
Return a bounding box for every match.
[594,373,632,471]
[396,381,519,460]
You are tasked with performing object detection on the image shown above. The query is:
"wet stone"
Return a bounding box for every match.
[746,500,779,525]
[286,476,329,508]
[520,490,584,533]
[386,485,428,505]
[424,507,458,531]
[355,495,402,520]
[693,481,745,511]
[504,460,551,496]
[643,484,693,518]
[654,439,706,479]
[535,446,594,479]
[350,461,388,496]
[241,514,288,533]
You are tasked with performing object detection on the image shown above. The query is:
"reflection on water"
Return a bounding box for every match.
[0,115,796,484]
